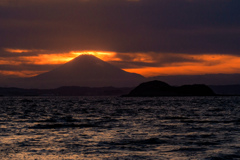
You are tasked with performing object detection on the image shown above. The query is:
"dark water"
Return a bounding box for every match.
[0,96,240,160]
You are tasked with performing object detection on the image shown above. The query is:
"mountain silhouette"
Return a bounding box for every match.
[14,55,145,89]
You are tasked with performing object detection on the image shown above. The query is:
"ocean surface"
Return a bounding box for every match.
[0,96,240,160]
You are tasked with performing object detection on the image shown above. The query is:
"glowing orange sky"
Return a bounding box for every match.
[2,48,240,77]
[126,54,240,77]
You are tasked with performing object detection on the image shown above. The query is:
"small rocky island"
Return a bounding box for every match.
[124,80,216,97]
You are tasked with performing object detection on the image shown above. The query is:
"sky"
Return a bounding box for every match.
[0,0,240,78]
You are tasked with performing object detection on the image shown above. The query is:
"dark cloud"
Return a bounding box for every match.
[109,52,203,69]
[1,0,239,54]
[0,64,59,71]
[109,61,158,69]
[0,49,40,57]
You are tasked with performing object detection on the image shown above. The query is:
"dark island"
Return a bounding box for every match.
[123,80,216,97]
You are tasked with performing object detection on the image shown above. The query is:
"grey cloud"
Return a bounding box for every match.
[109,53,203,69]
[0,0,239,54]
[0,64,60,71]
[0,49,40,57]
[109,61,159,69]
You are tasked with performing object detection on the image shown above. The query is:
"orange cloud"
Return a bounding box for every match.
[1,50,118,65]
[0,70,45,77]
[1,49,240,78]
[0,50,119,77]
[124,54,240,77]
[27,51,119,65]
[4,48,34,53]
[0,58,23,65]
[22,54,75,65]
[71,51,120,62]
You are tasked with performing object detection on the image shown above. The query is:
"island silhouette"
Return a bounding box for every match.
[123,80,216,97]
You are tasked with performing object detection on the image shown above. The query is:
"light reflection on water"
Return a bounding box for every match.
[0,96,240,159]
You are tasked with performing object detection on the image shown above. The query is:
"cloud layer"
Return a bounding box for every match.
[1,0,240,53]
[1,0,240,77]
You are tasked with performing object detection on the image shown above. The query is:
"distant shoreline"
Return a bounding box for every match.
[1,84,240,97]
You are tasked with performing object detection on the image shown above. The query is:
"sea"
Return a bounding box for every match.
[0,96,240,160]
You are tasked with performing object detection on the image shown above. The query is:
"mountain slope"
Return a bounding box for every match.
[17,55,145,89]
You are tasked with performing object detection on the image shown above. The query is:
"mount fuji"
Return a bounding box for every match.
[12,55,146,89]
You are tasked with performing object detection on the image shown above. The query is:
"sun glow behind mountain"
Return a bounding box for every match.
[31,51,119,65]
[1,49,120,77]
[70,51,120,62]
[2,48,240,78]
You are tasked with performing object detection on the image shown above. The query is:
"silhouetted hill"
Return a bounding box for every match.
[124,80,216,97]
[8,55,145,89]
[0,86,133,96]
[0,87,39,96]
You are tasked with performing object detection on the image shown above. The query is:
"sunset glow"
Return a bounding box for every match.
[1,48,240,78]
[70,51,120,62]
[0,70,46,77]
[28,51,119,65]
[1,1,240,158]
[4,48,33,53]
[1,0,239,86]
[0,50,120,77]
[123,54,240,77]
[2,49,118,65]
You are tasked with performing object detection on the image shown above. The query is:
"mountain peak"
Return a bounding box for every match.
[57,54,122,74]
[20,54,146,89]
[62,54,106,69]
[74,54,100,61]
